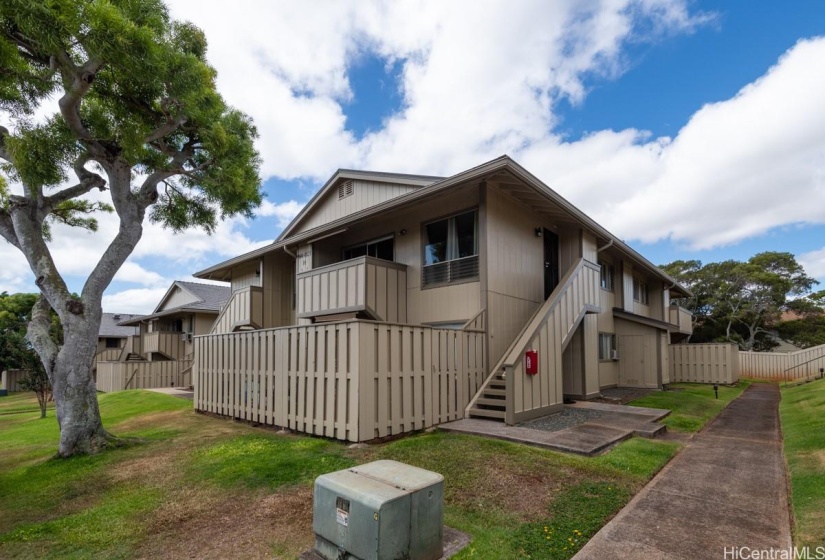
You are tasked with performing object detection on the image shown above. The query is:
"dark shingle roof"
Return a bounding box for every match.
[100,313,140,337]
[175,281,230,311]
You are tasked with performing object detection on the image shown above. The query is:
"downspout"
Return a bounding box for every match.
[596,238,614,253]
[283,245,297,259]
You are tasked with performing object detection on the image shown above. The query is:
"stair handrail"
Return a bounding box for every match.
[501,258,599,369]
[464,258,599,416]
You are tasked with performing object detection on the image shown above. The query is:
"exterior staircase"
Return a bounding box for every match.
[467,372,507,419]
[466,258,601,423]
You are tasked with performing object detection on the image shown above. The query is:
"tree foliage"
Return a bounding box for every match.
[662,252,818,351]
[0,0,262,456]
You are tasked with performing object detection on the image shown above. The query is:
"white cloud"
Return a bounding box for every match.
[572,37,825,249]
[257,200,305,229]
[102,287,169,315]
[799,247,825,282]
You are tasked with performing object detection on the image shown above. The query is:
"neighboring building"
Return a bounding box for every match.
[192,156,692,440]
[96,281,230,392]
[94,313,140,365]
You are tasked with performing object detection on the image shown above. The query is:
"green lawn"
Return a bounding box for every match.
[0,391,680,559]
[779,377,825,547]
[629,382,748,432]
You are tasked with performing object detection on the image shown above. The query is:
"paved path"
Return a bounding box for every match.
[575,383,792,559]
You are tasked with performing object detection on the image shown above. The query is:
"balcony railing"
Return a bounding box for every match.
[296,256,407,322]
[669,305,693,335]
[210,286,263,334]
[143,331,186,358]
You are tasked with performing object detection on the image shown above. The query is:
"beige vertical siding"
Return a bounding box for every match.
[670,343,739,384]
[96,360,193,392]
[159,286,198,311]
[261,251,295,328]
[210,286,263,334]
[1,369,28,392]
[230,260,261,291]
[193,320,485,442]
[596,282,618,387]
[668,306,693,333]
[500,259,601,424]
[739,344,825,381]
[296,257,407,322]
[295,180,420,234]
[621,262,634,313]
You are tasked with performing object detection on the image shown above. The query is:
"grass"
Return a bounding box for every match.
[780,377,825,548]
[629,381,748,432]
[0,390,680,559]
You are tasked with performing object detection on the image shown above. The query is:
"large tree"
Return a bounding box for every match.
[0,0,262,456]
[662,252,818,350]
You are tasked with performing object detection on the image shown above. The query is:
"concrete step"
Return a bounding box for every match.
[467,408,505,420]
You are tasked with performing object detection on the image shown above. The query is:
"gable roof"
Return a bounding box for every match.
[99,313,140,338]
[278,169,443,241]
[117,281,230,326]
[194,156,689,296]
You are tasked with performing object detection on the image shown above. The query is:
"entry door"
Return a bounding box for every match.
[543,228,560,300]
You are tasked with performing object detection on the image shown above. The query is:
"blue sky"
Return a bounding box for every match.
[2,0,824,313]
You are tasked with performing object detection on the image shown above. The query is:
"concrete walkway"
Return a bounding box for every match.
[439,402,668,455]
[575,383,792,559]
[146,387,194,400]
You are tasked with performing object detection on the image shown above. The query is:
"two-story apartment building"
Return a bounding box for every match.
[193,156,691,440]
[95,281,229,392]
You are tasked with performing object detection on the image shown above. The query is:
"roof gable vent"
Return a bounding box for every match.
[338,180,354,200]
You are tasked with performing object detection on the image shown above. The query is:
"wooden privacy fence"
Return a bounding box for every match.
[1,369,28,392]
[739,344,825,381]
[670,343,739,384]
[194,320,486,442]
[96,359,194,393]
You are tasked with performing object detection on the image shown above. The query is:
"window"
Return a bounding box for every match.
[599,260,614,291]
[105,337,120,349]
[599,333,616,361]
[633,277,648,305]
[422,210,479,287]
[343,236,394,262]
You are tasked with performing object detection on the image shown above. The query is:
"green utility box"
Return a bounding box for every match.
[313,460,444,560]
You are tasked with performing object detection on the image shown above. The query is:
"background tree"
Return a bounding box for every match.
[0,292,57,418]
[776,290,825,349]
[663,252,818,351]
[0,0,262,456]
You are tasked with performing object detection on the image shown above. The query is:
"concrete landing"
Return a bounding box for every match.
[440,402,668,456]
[574,383,792,559]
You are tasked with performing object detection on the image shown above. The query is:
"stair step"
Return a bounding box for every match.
[483,388,506,397]
[476,397,506,408]
[488,380,506,389]
[468,408,505,420]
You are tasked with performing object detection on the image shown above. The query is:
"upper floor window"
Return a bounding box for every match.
[633,277,649,305]
[343,236,394,262]
[599,260,614,291]
[105,337,120,348]
[423,209,478,287]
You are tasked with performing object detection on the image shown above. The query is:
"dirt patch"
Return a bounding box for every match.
[137,485,314,560]
[446,462,574,521]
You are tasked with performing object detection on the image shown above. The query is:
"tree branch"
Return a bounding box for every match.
[0,210,21,249]
[55,51,105,151]
[44,154,107,209]
[27,295,59,380]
